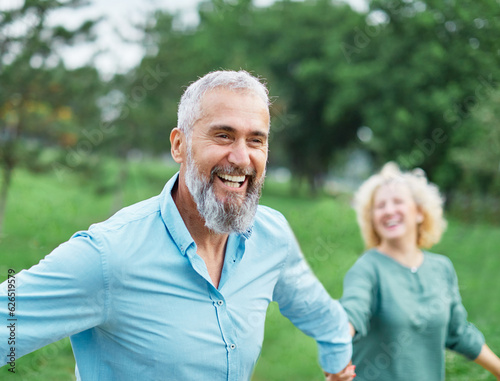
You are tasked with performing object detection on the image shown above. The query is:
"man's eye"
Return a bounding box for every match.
[249,138,265,146]
[216,134,230,140]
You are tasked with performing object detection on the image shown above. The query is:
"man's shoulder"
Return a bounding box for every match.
[91,195,162,234]
[255,204,287,225]
[252,205,291,238]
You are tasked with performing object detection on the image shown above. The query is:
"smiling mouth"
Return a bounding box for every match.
[384,219,401,228]
[217,173,246,188]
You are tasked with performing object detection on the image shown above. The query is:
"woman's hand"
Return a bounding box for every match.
[324,363,356,381]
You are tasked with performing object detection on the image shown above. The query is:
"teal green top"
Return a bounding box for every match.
[340,249,484,381]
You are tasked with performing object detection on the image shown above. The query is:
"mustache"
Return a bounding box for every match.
[210,165,257,181]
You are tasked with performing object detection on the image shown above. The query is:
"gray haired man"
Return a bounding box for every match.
[1,70,353,380]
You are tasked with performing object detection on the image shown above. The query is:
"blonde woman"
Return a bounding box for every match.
[340,162,500,381]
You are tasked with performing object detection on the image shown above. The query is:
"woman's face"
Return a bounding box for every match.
[371,182,423,245]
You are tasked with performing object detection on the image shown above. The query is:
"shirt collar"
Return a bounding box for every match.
[159,172,195,256]
[159,172,253,256]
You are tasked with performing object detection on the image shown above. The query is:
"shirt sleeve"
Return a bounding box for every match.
[272,223,352,375]
[444,259,484,359]
[340,255,377,340]
[0,230,108,366]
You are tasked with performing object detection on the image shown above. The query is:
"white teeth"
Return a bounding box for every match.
[218,174,245,183]
[385,220,399,227]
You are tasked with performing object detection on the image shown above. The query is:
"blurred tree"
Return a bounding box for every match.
[91,12,185,210]
[250,0,367,194]
[127,0,268,158]
[356,0,500,191]
[122,0,499,197]
[448,88,500,221]
[451,89,500,184]
[50,65,108,178]
[107,0,270,198]
[133,0,367,195]
[0,0,101,234]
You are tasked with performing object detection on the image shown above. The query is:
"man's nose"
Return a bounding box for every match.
[228,140,251,168]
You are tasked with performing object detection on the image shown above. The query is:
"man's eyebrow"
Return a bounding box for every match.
[252,130,268,139]
[208,125,236,134]
[209,125,268,138]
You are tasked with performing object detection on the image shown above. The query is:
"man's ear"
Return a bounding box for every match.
[170,127,185,164]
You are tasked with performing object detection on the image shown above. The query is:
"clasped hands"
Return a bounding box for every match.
[324,362,356,381]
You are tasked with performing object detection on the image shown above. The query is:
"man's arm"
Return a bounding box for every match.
[0,231,107,366]
[271,223,352,375]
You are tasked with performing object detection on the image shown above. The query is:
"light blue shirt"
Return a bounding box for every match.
[1,173,351,380]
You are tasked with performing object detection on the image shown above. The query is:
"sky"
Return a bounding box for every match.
[48,0,210,75]
[13,0,367,76]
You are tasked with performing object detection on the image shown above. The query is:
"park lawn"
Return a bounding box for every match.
[1,164,499,380]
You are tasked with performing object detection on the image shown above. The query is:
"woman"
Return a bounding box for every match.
[340,162,500,380]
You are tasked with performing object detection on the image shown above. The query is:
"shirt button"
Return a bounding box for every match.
[217,300,224,306]
[230,344,236,350]
[411,267,418,273]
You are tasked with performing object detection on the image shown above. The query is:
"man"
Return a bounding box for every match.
[1,70,354,380]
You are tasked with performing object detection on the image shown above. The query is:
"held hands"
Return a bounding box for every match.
[324,363,356,381]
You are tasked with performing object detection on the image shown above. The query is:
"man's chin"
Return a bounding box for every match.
[214,191,246,208]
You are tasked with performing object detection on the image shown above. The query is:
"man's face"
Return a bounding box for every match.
[184,88,269,234]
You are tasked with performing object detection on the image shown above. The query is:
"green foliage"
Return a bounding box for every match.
[4,0,500,212]
[359,0,500,191]
[129,0,368,193]
[1,163,499,380]
[119,0,500,199]
[0,0,104,233]
[443,88,500,222]
[252,0,367,192]
[451,89,500,185]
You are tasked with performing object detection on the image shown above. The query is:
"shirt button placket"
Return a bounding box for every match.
[211,292,239,380]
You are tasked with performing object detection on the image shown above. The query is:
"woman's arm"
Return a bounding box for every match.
[474,344,500,380]
[340,256,378,340]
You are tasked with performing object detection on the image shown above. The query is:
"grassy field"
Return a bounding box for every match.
[1,162,499,380]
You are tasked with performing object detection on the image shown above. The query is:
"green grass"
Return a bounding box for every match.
[1,162,499,380]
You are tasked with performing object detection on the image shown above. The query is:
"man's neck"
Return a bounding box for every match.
[171,176,228,288]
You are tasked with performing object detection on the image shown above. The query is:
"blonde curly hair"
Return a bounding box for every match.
[353,162,447,249]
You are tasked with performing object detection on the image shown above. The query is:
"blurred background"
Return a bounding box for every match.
[1,0,499,379]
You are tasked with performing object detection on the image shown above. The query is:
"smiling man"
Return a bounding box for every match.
[0,70,353,380]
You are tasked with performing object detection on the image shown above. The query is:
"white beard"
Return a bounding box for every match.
[184,151,265,235]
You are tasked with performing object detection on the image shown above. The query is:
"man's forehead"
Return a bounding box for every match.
[196,88,270,127]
